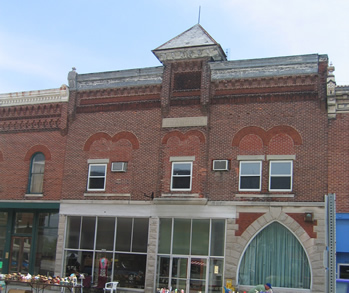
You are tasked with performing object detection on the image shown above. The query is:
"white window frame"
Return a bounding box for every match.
[268,160,293,192]
[87,164,107,191]
[170,161,193,191]
[239,161,262,191]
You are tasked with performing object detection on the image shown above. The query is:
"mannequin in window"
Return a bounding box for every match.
[97,256,109,288]
[99,257,109,277]
[66,253,80,276]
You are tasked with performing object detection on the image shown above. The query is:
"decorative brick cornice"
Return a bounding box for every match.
[0,103,65,133]
[75,85,162,113]
[0,85,69,107]
[213,75,317,97]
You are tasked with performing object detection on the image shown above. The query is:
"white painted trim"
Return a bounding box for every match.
[237,155,265,161]
[161,193,200,197]
[0,85,69,107]
[170,156,195,162]
[84,193,131,197]
[25,194,44,197]
[235,193,295,198]
[59,201,236,218]
[162,116,207,128]
[87,159,110,164]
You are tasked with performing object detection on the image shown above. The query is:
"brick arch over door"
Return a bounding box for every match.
[84,131,140,151]
[232,125,302,147]
[232,208,322,291]
[24,145,52,161]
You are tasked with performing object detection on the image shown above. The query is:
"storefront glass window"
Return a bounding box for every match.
[173,219,191,255]
[14,213,33,234]
[158,218,171,254]
[114,253,146,289]
[132,218,148,252]
[157,218,226,293]
[66,217,81,249]
[116,218,132,252]
[192,219,209,255]
[210,220,225,257]
[81,217,96,250]
[96,217,115,251]
[35,212,59,275]
[0,212,8,273]
[64,216,148,289]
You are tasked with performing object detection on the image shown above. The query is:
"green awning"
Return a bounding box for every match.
[0,202,60,210]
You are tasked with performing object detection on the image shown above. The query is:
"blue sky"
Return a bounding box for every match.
[0,0,348,93]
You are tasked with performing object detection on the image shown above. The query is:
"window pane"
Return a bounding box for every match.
[159,218,172,254]
[90,165,106,176]
[0,213,8,273]
[157,256,170,289]
[240,176,260,189]
[32,154,45,173]
[81,217,96,249]
[211,220,225,256]
[240,162,260,175]
[116,218,132,251]
[191,220,209,255]
[190,258,206,293]
[173,219,190,254]
[339,265,349,279]
[30,153,45,193]
[36,223,58,275]
[81,251,94,276]
[96,217,115,250]
[114,253,147,289]
[132,218,149,252]
[270,177,291,190]
[172,177,191,189]
[94,252,112,283]
[66,216,81,249]
[208,258,224,293]
[65,251,81,276]
[14,213,33,234]
[30,174,44,193]
[271,162,291,175]
[173,163,191,175]
[88,178,105,189]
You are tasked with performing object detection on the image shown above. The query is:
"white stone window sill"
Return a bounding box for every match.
[235,193,294,198]
[25,193,43,197]
[84,193,131,197]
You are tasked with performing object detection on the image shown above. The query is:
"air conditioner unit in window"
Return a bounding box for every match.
[111,162,127,172]
[213,160,229,171]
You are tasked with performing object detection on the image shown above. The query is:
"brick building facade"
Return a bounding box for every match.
[0,24,343,293]
[327,66,349,291]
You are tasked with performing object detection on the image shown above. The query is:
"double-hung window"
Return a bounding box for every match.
[28,152,45,194]
[171,162,193,191]
[87,164,107,191]
[269,160,293,191]
[239,161,262,191]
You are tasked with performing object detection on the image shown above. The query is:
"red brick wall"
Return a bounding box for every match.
[1,59,330,204]
[0,131,66,200]
[328,114,349,213]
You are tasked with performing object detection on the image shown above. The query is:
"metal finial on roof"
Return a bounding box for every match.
[198,6,201,24]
